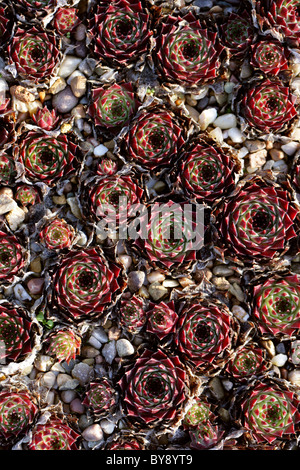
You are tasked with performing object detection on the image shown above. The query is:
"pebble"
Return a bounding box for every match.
[261,339,276,357]
[230,283,245,302]
[92,327,108,344]
[147,271,166,283]
[231,305,249,322]
[82,424,103,442]
[27,277,44,295]
[148,281,169,300]
[11,85,35,103]
[213,265,235,277]
[162,279,179,287]
[35,355,54,372]
[49,77,67,95]
[53,194,67,205]
[100,419,115,435]
[108,326,121,341]
[237,147,249,159]
[81,346,99,358]
[52,86,79,113]
[70,75,87,98]
[291,340,300,365]
[224,82,235,94]
[6,205,25,231]
[288,369,300,386]
[208,377,225,400]
[93,144,109,157]
[212,276,230,290]
[118,254,132,270]
[14,283,32,301]
[128,271,146,293]
[61,390,77,403]
[271,354,288,367]
[185,104,200,122]
[138,285,150,298]
[290,128,300,141]
[228,127,245,143]
[88,335,102,350]
[75,24,87,42]
[58,56,82,78]
[0,194,17,215]
[249,149,267,168]
[66,196,82,219]
[269,148,285,161]
[102,341,116,364]
[281,141,300,156]
[41,371,57,389]
[78,57,97,77]
[198,107,218,131]
[272,160,288,173]
[213,113,237,129]
[0,187,13,198]
[208,126,223,143]
[57,373,79,390]
[116,339,135,357]
[245,140,266,152]
[71,362,93,385]
[70,398,85,414]
[215,92,228,106]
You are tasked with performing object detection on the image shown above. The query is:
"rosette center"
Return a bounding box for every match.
[145,376,165,397]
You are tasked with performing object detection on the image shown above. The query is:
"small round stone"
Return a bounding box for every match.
[52,86,79,113]
[116,339,135,357]
[82,424,103,442]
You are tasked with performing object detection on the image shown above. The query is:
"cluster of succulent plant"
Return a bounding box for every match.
[1,0,300,453]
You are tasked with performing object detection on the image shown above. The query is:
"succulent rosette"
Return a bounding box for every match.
[16,0,54,17]
[255,0,300,47]
[15,184,41,207]
[119,295,147,334]
[146,300,178,339]
[119,349,187,424]
[154,11,224,88]
[82,379,118,418]
[250,38,289,75]
[50,248,123,322]
[175,301,236,370]
[183,397,215,430]
[97,158,118,177]
[31,106,60,131]
[40,218,75,251]
[240,381,300,444]
[86,175,143,223]
[225,345,269,380]
[138,201,200,270]
[252,274,300,336]
[0,231,26,283]
[240,78,298,135]
[219,11,255,59]
[90,0,152,68]
[106,433,145,450]
[177,137,238,204]
[8,26,60,84]
[17,131,77,186]
[0,152,15,185]
[215,178,299,262]
[0,303,34,363]
[28,418,79,450]
[88,83,140,136]
[46,328,81,364]
[53,8,80,36]
[123,107,185,171]
[189,421,224,450]
[0,390,38,444]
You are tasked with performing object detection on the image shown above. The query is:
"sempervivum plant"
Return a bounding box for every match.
[189,421,224,450]
[86,175,143,224]
[106,432,146,450]
[17,131,78,186]
[214,177,299,263]
[16,0,54,18]
[119,295,147,335]
[183,397,215,430]
[90,0,152,68]
[0,152,15,185]
[255,0,300,47]
[0,303,34,363]
[15,184,41,207]
[154,11,224,89]
[250,38,289,76]
[239,78,297,135]
[8,26,60,84]
[0,390,38,445]
[53,8,80,36]
[88,83,140,136]
[252,274,300,336]
[46,328,81,364]
[225,344,269,381]
[137,200,200,270]
[146,300,178,340]
[0,230,26,283]
[40,218,75,251]
[219,10,255,60]
[175,301,237,371]
[28,418,79,450]
[31,106,60,131]
[176,136,238,205]
[118,348,187,424]
[240,380,300,444]
[82,379,118,418]
[97,158,118,177]
[50,248,123,322]
[123,107,185,171]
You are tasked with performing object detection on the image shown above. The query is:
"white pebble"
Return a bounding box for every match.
[185,104,200,122]
[237,146,249,159]
[231,305,249,322]
[102,340,116,364]
[147,271,165,283]
[272,160,288,173]
[14,283,31,301]
[208,126,223,143]
[5,205,25,231]
[162,279,179,287]
[118,254,132,270]
[93,144,109,157]
[281,141,300,156]
[271,354,288,367]
[249,149,267,168]
[41,371,57,389]
[61,390,77,403]
[213,113,237,129]
[288,369,300,386]
[100,419,115,435]
[198,107,218,131]
[82,424,103,442]
[58,56,82,78]
[228,127,245,143]
[116,339,135,357]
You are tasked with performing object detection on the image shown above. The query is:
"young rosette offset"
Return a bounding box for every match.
[82,379,118,418]
[122,106,185,171]
[46,327,81,364]
[17,131,78,186]
[239,380,300,445]
[146,300,178,340]
[50,248,123,323]
[219,10,255,60]
[89,0,152,69]
[255,0,300,47]
[119,295,147,335]
[53,8,80,36]
[15,184,41,208]
[176,136,239,205]
[239,78,298,135]
[214,177,300,263]
[88,83,140,136]
[28,418,79,450]
[250,38,289,76]
[105,431,146,450]
[0,152,15,185]
[118,349,188,425]
[175,300,237,372]
[8,26,60,84]
[31,106,60,132]
[154,11,225,89]
[252,274,300,336]
[0,230,26,283]
[225,344,269,381]
[0,389,38,446]
[40,218,76,251]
